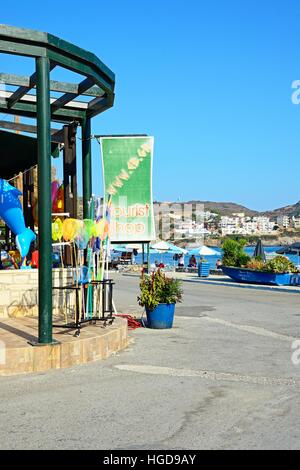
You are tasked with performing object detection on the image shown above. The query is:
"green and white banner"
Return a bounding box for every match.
[100,136,156,242]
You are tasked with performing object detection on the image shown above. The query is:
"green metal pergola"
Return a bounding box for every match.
[0,24,115,344]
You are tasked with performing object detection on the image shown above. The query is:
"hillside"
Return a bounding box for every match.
[155,200,300,218]
[261,201,300,218]
[185,201,259,216]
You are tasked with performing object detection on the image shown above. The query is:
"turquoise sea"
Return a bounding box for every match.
[133,246,300,269]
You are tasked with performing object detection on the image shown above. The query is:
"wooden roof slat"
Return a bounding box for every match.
[0,98,86,123]
[51,77,96,112]
[7,64,55,109]
[0,120,65,143]
[0,73,105,97]
[0,89,89,110]
[0,24,115,123]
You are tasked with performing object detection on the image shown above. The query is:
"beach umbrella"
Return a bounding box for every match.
[188,245,219,256]
[165,242,188,254]
[125,244,142,253]
[151,241,171,253]
[111,244,142,254]
[151,241,188,254]
[111,244,127,252]
[253,239,266,262]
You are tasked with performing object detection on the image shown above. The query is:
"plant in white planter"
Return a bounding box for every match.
[138,270,183,329]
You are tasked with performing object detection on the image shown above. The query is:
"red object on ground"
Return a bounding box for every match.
[114,314,143,330]
[31,250,39,269]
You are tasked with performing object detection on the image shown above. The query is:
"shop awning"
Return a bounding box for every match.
[0,129,59,179]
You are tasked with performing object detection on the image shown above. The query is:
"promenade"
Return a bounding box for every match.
[0,274,299,449]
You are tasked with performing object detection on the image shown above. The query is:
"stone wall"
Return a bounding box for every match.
[0,268,76,319]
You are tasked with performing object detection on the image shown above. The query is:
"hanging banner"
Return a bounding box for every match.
[100,136,156,242]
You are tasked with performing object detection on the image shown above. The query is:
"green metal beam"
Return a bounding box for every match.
[47,49,114,96]
[0,24,115,83]
[0,25,115,122]
[0,39,47,57]
[36,56,53,344]
[87,94,115,119]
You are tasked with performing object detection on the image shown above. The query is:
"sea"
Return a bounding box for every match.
[132,246,300,269]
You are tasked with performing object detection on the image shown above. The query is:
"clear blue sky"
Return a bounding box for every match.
[1,0,299,211]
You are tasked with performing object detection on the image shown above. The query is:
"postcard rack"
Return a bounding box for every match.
[53,279,115,336]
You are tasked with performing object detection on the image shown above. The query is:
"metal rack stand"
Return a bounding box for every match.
[53,279,115,336]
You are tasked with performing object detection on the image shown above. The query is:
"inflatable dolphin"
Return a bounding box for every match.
[0,179,36,258]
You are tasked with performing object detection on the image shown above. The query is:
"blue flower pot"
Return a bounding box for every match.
[145,303,175,329]
[198,262,210,277]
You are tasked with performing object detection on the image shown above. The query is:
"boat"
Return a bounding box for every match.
[221,266,296,286]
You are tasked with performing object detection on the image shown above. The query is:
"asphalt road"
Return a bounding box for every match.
[0,273,300,450]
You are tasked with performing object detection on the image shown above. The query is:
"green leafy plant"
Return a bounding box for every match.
[138,270,183,311]
[246,255,298,273]
[264,256,298,274]
[246,259,266,270]
[222,238,250,268]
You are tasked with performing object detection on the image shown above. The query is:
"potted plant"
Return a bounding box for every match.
[198,257,210,277]
[138,270,183,329]
[221,238,299,286]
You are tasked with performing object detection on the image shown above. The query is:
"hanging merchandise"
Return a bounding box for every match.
[51,181,60,206]
[62,218,79,242]
[0,178,36,258]
[56,184,65,212]
[52,181,64,213]
[84,219,96,239]
[95,218,109,241]
[52,218,63,241]
[74,219,89,250]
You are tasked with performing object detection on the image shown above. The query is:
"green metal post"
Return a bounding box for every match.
[82,117,92,218]
[147,243,150,273]
[36,56,53,344]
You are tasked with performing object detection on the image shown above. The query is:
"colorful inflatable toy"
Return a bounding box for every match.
[0,179,36,258]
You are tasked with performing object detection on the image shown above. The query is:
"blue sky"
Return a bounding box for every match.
[0,0,299,211]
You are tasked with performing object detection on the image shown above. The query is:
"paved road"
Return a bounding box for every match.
[0,273,300,450]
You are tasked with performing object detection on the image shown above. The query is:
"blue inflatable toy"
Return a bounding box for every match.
[0,179,36,258]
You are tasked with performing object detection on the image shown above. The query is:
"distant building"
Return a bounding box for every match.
[291,217,300,229]
[219,214,275,235]
[277,215,290,228]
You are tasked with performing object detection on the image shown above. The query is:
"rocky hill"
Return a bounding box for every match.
[155,200,300,218]
[261,201,300,218]
[185,200,259,216]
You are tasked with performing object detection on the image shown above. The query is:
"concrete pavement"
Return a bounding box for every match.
[0,273,299,449]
